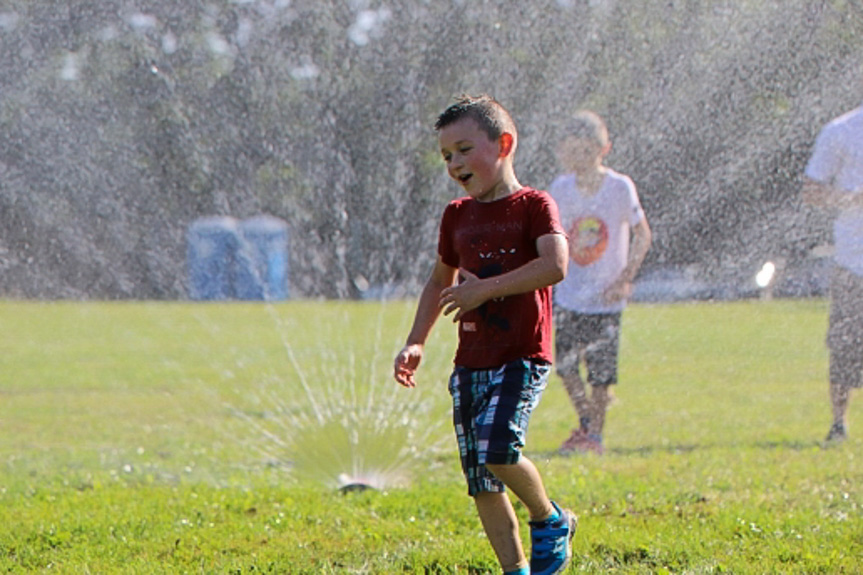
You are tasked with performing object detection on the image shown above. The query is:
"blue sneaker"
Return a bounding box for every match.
[529,501,577,574]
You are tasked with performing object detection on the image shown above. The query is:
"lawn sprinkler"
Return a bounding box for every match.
[337,473,378,494]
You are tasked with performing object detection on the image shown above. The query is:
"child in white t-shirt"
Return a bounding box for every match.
[803,99,863,444]
[549,111,652,455]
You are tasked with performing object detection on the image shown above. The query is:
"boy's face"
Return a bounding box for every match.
[557,136,607,174]
[439,118,509,202]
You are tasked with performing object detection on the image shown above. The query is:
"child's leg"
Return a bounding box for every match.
[450,359,568,571]
[474,491,527,572]
[488,460,577,575]
[555,308,592,431]
[825,267,863,438]
[449,364,532,571]
[477,360,576,573]
[560,366,591,430]
[588,383,611,436]
[486,458,555,522]
[583,313,622,441]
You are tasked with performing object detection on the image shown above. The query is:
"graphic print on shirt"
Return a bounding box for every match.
[569,216,608,266]
[468,236,518,334]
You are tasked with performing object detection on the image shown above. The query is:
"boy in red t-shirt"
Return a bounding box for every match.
[394,94,575,575]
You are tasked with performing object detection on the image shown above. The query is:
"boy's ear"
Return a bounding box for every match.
[499,132,515,157]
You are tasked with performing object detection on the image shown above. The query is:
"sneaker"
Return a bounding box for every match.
[582,434,604,455]
[558,429,586,453]
[825,423,847,444]
[529,501,577,575]
[560,431,604,456]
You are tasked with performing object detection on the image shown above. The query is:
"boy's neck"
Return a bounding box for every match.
[477,172,522,203]
[574,165,606,195]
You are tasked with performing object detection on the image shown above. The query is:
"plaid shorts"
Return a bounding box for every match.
[448,358,550,496]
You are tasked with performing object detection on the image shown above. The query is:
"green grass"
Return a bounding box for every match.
[0,299,860,573]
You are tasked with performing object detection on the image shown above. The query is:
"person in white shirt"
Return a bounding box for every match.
[803,98,863,444]
[549,111,652,455]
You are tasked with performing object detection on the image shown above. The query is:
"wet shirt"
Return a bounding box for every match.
[805,103,863,277]
[550,169,645,314]
[438,188,564,369]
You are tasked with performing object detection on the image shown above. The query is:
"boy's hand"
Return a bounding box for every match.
[394,343,424,388]
[602,278,632,304]
[440,269,486,322]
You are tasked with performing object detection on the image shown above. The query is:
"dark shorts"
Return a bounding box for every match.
[554,308,621,386]
[448,358,550,496]
[828,266,863,389]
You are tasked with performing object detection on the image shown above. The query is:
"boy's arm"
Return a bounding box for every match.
[802,178,863,211]
[439,232,568,322]
[603,218,652,304]
[394,257,458,388]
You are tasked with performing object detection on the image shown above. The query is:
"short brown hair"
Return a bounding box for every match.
[434,94,518,145]
[562,110,608,147]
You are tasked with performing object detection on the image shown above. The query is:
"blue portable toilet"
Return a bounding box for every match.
[235,215,290,300]
[187,216,240,300]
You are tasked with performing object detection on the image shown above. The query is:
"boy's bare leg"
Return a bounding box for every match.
[474,492,527,572]
[486,458,555,521]
[829,349,854,427]
[829,381,849,428]
[589,384,611,437]
[560,372,591,427]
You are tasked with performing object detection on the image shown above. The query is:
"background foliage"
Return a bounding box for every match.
[0,0,862,298]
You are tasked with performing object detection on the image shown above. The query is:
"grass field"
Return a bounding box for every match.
[0,299,860,573]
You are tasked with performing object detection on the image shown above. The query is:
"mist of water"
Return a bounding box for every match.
[0,1,860,299]
[2,1,861,490]
[207,300,451,490]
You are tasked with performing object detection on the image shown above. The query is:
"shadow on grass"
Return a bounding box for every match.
[534,438,824,459]
[751,439,826,451]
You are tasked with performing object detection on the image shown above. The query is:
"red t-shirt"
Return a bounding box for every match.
[438,187,565,369]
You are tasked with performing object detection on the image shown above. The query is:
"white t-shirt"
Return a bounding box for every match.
[805,103,863,277]
[549,168,645,314]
